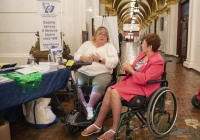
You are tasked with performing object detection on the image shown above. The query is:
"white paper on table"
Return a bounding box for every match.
[15,65,42,74]
[38,62,58,72]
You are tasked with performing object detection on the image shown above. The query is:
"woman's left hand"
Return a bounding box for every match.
[123,62,135,75]
[91,53,101,62]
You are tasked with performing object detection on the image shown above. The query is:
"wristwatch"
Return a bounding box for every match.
[99,58,103,63]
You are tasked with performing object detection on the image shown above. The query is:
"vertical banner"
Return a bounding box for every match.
[37,0,61,51]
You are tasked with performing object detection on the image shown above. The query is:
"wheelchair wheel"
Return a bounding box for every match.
[147,87,178,137]
[191,95,200,108]
[67,125,79,135]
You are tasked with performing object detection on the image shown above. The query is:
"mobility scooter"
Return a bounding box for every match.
[64,60,117,135]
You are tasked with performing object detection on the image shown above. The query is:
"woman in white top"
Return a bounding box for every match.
[74,26,118,120]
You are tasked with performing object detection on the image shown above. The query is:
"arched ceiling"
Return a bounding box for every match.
[100,0,179,29]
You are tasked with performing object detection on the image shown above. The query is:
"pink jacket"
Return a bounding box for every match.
[112,52,164,102]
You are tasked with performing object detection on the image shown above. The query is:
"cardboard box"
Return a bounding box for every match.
[0,118,11,140]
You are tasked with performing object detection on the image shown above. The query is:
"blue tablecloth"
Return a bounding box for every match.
[0,68,70,111]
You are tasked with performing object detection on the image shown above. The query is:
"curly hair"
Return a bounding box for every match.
[143,33,161,52]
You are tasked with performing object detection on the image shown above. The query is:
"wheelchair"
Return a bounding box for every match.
[64,60,118,135]
[191,87,200,108]
[114,60,178,139]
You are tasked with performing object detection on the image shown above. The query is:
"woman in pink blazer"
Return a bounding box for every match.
[81,33,164,140]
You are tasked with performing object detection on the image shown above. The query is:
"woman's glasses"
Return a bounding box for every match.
[98,32,107,38]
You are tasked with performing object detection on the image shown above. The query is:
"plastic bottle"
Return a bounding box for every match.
[28,54,35,66]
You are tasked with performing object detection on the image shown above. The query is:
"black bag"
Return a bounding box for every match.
[122,95,146,108]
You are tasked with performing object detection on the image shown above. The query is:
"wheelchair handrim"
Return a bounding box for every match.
[148,88,178,137]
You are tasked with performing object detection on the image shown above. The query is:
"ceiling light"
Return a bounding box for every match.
[132,16,136,20]
[88,8,92,12]
[131,19,135,24]
[134,7,139,13]
[134,0,139,13]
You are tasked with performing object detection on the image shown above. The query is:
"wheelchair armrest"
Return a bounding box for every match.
[118,73,126,76]
[147,79,167,84]
[70,61,92,70]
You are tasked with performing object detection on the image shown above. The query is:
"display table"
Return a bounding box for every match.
[0,68,70,111]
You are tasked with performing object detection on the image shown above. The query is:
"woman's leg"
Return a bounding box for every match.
[86,92,102,120]
[76,72,88,105]
[87,92,102,107]
[110,89,122,130]
[86,74,112,120]
[81,87,113,135]
[98,89,122,139]
[94,87,113,126]
[87,73,112,108]
[78,91,87,105]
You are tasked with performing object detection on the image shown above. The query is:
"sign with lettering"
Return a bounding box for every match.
[37,0,61,51]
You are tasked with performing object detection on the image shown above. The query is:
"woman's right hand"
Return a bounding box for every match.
[81,55,93,62]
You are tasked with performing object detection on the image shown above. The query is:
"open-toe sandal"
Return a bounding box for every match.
[81,124,102,136]
[98,129,116,140]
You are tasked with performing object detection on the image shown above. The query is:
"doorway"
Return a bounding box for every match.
[177,0,189,63]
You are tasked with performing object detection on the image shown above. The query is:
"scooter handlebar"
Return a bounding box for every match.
[70,61,92,70]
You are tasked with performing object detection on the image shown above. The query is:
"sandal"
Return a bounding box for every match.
[98,129,116,140]
[81,124,102,136]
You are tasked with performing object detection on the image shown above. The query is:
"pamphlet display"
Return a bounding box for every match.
[49,48,62,64]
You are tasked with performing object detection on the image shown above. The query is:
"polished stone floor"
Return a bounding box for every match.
[10,42,200,140]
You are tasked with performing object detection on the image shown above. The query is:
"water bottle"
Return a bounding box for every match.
[28,54,35,66]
